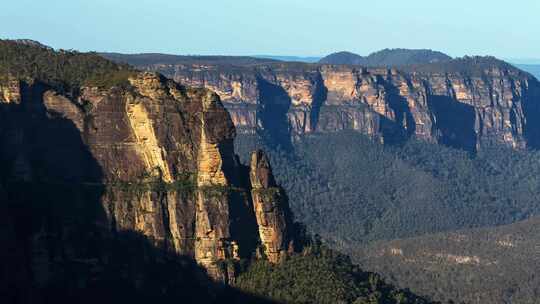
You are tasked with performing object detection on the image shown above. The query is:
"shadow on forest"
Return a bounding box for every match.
[0,83,278,304]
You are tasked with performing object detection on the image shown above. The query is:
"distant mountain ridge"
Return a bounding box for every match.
[318,51,366,65]
[253,55,322,63]
[319,49,452,66]
[103,48,453,67]
[101,52,279,66]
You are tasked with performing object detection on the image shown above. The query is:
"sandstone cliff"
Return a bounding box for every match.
[137,58,540,152]
[0,70,295,301]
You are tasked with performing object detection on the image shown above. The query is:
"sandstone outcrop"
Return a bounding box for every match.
[0,77,21,104]
[0,71,295,294]
[249,150,292,263]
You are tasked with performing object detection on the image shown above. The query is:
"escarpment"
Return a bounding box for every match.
[142,58,540,151]
[0,68,297,300]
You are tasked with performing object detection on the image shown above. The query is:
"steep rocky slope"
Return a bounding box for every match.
[353,217,540,304]
[0,41,299,302]
[121,56,540,152]
[0,71,295,281]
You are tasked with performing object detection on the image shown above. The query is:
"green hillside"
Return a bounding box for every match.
[354,217,540,303]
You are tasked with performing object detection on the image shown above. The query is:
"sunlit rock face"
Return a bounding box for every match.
[157,60,540,152]
[0,72,295,287]
[249,150,293,263]
[0,77,22,104]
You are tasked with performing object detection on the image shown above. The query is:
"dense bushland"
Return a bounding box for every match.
[236,244,435,304]
[355,217,540,304]
[235,131,540,244]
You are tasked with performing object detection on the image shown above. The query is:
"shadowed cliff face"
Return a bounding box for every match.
[256,76,293,150]
[152,61,540,152]
[428,95,476,151]
[0,73,291,303]
[522,77,540,149]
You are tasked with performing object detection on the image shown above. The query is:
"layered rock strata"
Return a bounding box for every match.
[144,61,540,151]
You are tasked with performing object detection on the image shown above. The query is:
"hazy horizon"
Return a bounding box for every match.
[1,0,539,60]
[3,38,540,65]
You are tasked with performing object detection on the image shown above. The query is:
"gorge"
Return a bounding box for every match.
[103,50,540,304]
[0,40,433,304]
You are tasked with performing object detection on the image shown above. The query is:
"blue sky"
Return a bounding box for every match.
[1,0,539,59]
